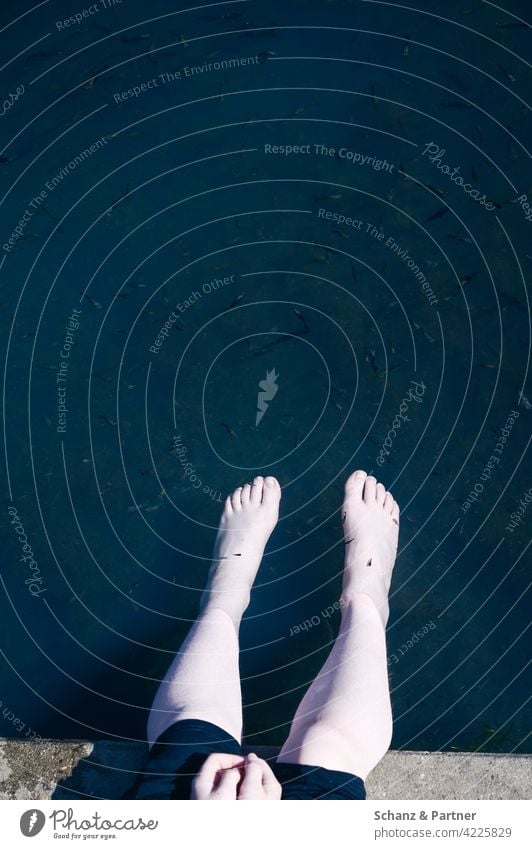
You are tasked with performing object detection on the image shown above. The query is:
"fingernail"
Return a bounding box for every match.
[247,752,257,761]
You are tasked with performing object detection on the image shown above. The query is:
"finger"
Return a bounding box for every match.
[260,761,283,800]
[211,767,240,800]
[238,754,265,799]
[191,753,244,799]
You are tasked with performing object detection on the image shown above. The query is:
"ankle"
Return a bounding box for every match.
[339,590,389,627]
[201,592,250,629]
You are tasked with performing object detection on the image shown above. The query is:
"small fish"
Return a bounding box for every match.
[439,101,473,109]
[440,72,469,93]
[518,393,531,410]
[370,84,378,105]
[498,64,517,83]
[99,415,117,427]
[460,272,477,287]
[476,125,485,143]
[311,249,329,263]
[447,231,472,244]
[377,365,400,378]
[107,185,131,214]
[315,192,342,200]
[83,65,108,89]
[495,21,530,29]
[178,33,188,47]
[426,206,449,223]
[460,3,485,14]
[120,33,151,42]
[293,308,309,332]
[27,49,63,60]
[221,422,236,438]
[81,292,103,309]
[332,229,349,240]
[223,292,246,312]
[257,50,276,63]
[364,348,378,372]
[420,181,448,198]
[147,43,159,65]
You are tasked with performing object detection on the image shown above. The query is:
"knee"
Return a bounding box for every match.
[293,715,393,779]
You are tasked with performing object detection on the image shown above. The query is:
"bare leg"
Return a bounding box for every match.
[278,471,399,780]
[147,476,281,748]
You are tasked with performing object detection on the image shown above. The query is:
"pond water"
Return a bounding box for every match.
[0,0,530,755]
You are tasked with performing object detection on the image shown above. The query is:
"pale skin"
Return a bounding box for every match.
[147,471,399,800]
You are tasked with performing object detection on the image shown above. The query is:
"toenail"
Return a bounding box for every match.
[265,476,276,486]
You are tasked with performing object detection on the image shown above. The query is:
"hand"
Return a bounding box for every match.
[190,753,245,800]
[190,752,282,800]
[237,753,282,800]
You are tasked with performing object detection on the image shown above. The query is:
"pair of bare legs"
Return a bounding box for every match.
[146,470,400,783]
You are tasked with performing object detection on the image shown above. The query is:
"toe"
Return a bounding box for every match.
[231,487,243,510]
[262,476,281,504]
[224,495,233,514]
[364,475,377,504]
[250,476,263,504]
[391,500,400,522]
[241,483,251,506]
[384,492,394,513]
[376,482,386,506]
[363,475,377,502]
[344,470,367,500]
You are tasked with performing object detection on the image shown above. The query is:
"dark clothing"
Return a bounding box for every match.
[128,718,366,801]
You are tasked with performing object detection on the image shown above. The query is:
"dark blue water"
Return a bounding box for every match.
[1,0,530,755]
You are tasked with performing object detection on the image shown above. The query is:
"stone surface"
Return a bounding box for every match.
[0,739,91,800]
[366,750,532,800]
[0,739,530,800]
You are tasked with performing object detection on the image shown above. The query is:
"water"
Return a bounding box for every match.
[0,0,530,755]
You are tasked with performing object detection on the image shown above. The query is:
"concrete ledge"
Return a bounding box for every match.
[0,739,530,800]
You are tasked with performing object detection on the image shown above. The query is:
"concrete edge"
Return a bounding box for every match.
[0,740,530,800]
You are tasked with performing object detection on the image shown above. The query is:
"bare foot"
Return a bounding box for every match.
[201,476,281,623]
[341,470,400,625]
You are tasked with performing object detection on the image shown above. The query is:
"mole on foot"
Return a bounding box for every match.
[201,476,281,621]
[341,470,400,625]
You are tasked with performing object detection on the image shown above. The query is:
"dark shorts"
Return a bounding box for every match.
[127,719,366,801]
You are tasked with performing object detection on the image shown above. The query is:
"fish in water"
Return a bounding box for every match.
[426,206,449,223]
[498,65,517,83]
[495,21,530,29]
[439,100,473,109]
